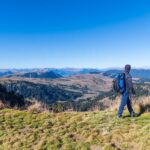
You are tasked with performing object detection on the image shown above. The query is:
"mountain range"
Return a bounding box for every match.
[103,69,150,79]
[1,68,150,79]
[6,71,62,79]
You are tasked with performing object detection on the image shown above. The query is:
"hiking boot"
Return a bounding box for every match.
[117,115,122,118]
[130,112,137,117]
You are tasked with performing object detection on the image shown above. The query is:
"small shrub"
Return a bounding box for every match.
[0,100,5,109]
[27,101,49,113]
[137,97,150,115]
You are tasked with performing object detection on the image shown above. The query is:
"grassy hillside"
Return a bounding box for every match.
[0,109,150,150]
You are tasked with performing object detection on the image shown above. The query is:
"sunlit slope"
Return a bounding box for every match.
[0,109,150,150]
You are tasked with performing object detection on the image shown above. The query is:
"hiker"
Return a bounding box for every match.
[117,64,136,118]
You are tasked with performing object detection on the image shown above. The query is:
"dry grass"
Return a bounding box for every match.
[0,100,5,109]
[27,100,49,113]
[0,100,22,110]
[134,96,150,115]
[0,108,150,150]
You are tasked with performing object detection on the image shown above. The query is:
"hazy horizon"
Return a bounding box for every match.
[1,66,150,70]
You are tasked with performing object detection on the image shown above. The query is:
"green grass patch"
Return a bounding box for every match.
[0,109,149,150]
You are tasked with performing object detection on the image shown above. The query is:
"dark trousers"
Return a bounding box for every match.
[118,91,134,117]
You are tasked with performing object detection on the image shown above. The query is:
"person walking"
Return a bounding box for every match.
[118,64,136,118]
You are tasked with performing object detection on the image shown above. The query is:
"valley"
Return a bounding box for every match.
[0,69,150,111]
[0,73,112,103]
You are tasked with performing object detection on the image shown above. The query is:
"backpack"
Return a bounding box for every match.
[113,73,126,94]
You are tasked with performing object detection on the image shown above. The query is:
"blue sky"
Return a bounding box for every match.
[0,0,150,68]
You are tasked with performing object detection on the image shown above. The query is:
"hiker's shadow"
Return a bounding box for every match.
[123,115,132,118]
[123,114,140,118]
[138,103,150,116]
[123,103,150,118]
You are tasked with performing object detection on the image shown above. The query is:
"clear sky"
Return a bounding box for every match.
[0,0,150,69]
